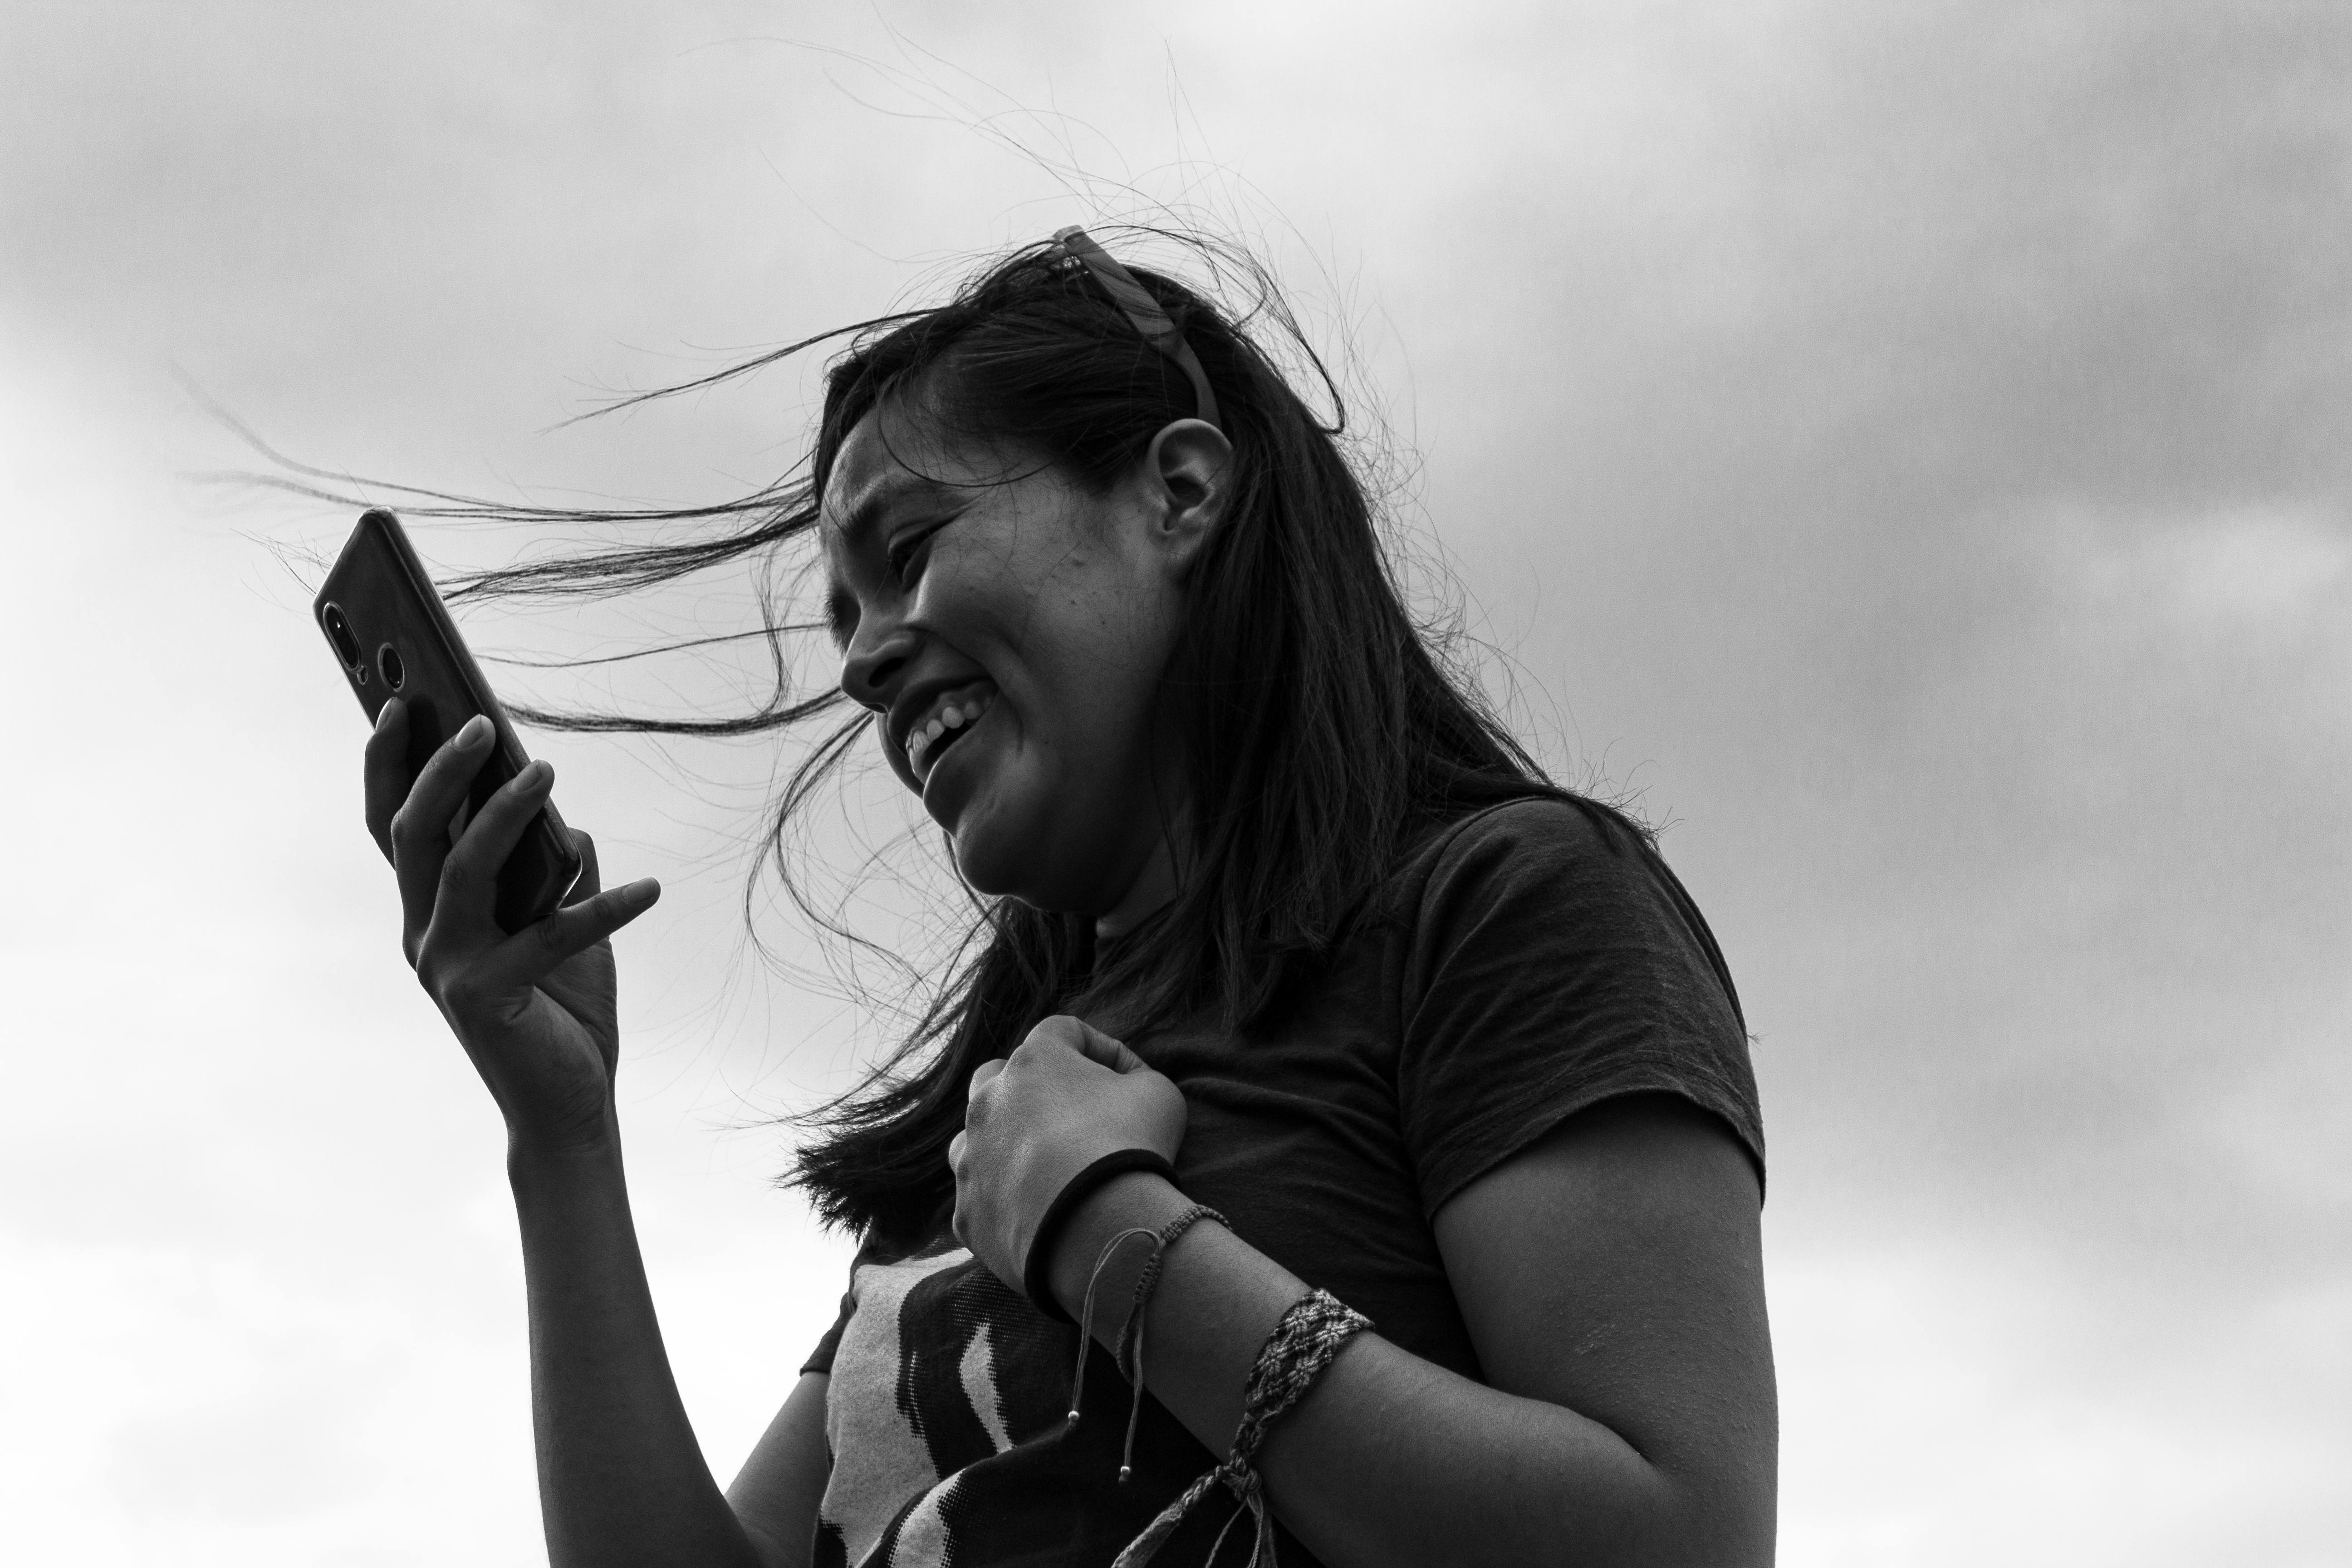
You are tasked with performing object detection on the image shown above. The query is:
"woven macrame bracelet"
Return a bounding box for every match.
[1110,1287,1372,1568]
[1118,1205,1225,1370]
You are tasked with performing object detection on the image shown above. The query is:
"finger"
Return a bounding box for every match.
[472,874,662,989]
[968,1058,1006,1097]
[435,757,554,937]
[1019,1014,1094,1062]
[948,1130,967,1172]
[363,698,411,861]
[1069,1020,1150,1074]
[562,829,600,907]
[389,714,497,911]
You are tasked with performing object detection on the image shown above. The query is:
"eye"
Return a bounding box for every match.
[885,517,954,587]
[824,587,858,648]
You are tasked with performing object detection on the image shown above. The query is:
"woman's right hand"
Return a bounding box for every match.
[364,700,661,1156]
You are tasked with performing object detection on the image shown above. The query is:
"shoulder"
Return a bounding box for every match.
[1392,793,1745,1032]
[1412,794,1649,889]
[1383,794,1764,1202]
[1400,794,1677,949]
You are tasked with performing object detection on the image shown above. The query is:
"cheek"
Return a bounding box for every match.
[1062,605,1181,740]
[1014,666,1145,785]
[932,556,1177,803]
[1029,564,1181,691]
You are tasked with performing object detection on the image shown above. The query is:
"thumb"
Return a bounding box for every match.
[1071,1020,1150,1074]
[561,829,600,906]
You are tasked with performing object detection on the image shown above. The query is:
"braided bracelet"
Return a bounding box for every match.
[1111,1287,1373,1568]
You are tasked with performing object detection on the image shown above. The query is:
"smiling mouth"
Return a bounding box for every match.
[907,685,997,777]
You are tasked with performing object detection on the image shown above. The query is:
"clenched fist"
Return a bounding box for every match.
[948,1016,1187,1296]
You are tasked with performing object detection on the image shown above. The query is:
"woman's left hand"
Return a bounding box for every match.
[950,1015,1187,1293]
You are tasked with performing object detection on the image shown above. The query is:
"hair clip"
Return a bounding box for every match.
[1054,226,1222,432]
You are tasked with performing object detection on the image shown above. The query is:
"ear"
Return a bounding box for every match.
[1137,418,1232,579]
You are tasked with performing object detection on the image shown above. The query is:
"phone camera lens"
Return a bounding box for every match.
[377,643,406,690]
[321,603,363,669]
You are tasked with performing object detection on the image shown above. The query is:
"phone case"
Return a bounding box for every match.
[314,509,584,932]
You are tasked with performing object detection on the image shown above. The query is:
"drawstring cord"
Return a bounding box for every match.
[1063,1205,1229,1482]
[1065,1226,1157,1425]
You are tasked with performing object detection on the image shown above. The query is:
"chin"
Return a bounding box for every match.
[928,746,1039,897]
[948,831,1018,899]
[945,796,1099,912]
[940,795,1028,899]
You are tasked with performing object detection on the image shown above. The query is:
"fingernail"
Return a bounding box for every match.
[458,715,493,747]
[521,759,552,788]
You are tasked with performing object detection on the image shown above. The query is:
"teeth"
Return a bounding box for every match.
[906,690,994,769]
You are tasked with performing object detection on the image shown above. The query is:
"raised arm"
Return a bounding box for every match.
[363,701,822,1568]
[505,1136,768,1568]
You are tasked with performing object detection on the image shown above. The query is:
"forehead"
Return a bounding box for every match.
[821,408,989,552]
[824,416,925,544]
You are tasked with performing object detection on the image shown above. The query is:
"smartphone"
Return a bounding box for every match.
[314,508,583,932]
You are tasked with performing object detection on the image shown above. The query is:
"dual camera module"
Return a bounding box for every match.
[320,603,406,690]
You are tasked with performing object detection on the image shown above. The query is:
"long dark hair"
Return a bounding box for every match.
[255,228,1636,1240]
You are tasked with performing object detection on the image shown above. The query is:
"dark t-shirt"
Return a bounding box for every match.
[800,798,1762,1568]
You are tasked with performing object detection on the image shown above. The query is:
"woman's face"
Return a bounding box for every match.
[822,398,1226,921]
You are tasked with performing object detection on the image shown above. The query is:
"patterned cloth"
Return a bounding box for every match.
[810,1237,1235,1568]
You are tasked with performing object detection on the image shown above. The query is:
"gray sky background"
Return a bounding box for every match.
[3,3,2347,1564]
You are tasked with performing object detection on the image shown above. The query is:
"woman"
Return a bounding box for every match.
[362,228,1775,1567]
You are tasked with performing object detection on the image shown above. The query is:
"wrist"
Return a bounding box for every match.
[505,1105,622,1171]
[1046,1170,1192,1326]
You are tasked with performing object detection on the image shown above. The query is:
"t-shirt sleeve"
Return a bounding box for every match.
[1397,798,1764,1216]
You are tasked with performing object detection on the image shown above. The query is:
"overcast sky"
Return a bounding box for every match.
[3,4,2347,1564]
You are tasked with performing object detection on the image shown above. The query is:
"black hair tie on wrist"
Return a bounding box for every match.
[1021,1148,1181,1323]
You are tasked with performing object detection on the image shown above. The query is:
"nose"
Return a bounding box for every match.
[839,619,918,710]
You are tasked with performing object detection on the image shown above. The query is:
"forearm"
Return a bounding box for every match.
[1048,1175,1690,1568]
[508,1127,764,1568]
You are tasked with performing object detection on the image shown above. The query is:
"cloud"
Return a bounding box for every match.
[4,3,2348,1563]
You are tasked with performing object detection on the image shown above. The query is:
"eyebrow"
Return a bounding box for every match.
[831,473,959,554]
